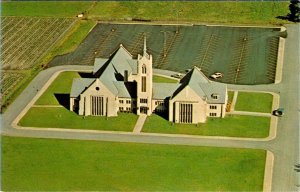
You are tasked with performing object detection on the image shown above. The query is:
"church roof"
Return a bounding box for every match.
[96,45,134,96]
[153,83,181,100]
[113,81,137,98]
[70,78,95,98]
[93,58,108,74]
[71,42,226,105]
[172,67,226,104]
[71,44,141,98]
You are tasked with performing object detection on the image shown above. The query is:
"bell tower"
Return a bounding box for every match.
[136,36,153,115]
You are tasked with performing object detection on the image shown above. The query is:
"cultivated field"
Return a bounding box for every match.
[1,72,25,101]
[1,17,75,70]
[0,17,76,109]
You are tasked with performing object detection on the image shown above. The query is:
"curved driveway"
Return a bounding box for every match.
[1,24,299,191]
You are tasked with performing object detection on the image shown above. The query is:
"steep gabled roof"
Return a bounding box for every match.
[153,83,181,100]
[199,82,227,103]
[71,43,145,99]
[113,81,137,98]
[77,44,139,97]
[172,66,226,103]
[93,58,109,74]
[70,78,95,98]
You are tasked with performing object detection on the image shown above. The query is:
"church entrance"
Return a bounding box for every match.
[90,96,105,116]
[140,107,147,114]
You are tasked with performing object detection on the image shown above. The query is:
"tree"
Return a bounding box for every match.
[289,0,300,22]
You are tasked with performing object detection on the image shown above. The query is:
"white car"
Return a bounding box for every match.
[210,72,223,79]
[171,73,184,79]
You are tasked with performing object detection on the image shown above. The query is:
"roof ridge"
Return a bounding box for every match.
[119,44,133,58]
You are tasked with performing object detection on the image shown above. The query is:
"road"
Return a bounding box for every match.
[1,24,299,191]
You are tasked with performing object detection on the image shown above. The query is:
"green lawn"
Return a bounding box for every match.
[88,2,289,25]
[235,92,273,113]
[228,91,234,103]
[19,107,137,132]
[55,20,96,55]
[153,75,178,83]
[1,2,93,17]
[2,2,290,25]
[143,114,270,138]
[35,71,80,105]
[2,136,266,191]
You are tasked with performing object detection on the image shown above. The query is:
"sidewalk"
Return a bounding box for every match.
[133,114,147,134]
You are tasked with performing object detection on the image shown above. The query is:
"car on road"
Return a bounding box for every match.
[273,108,284,117]
[210,72,223,79]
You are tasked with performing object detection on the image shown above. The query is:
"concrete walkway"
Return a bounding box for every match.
[263,151,274,192]
[228,111,271,117]
[133,114,147,134]
[32,105,63,108]
[230,91,238,112]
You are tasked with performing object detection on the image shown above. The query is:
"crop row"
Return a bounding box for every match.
[1,17,75,70]
[1,72,25,96]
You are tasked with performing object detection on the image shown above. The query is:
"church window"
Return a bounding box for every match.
[142,64,146,74]
[90,96,104,116]
[141,76,146,92]
[140,98,148,103]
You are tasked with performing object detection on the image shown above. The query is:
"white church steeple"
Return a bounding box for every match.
[143,35,147,56]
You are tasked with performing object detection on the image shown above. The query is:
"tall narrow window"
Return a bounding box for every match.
[142,64,146,74]
[91,96,104,116]
[179,103,193,123]
[141,76,146,92]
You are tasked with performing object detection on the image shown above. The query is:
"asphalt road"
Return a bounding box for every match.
[1,24,299,191]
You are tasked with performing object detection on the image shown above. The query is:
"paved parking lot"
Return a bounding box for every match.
[49,23,282,85]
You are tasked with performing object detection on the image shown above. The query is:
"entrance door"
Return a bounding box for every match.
[140,107,147,114]
[179,103,193,123]
[90,96,104,116]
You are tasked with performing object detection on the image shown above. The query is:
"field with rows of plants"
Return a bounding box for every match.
[1,72,26,105]
[1,17,76,111]
[1,17,75,70]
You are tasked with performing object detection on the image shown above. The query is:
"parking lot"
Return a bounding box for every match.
[49,23,281,85]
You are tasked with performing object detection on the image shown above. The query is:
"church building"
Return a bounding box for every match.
[70,38,227,123]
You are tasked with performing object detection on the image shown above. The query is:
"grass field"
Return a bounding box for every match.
[228,91,234,103]
[143,114,270,138]
[89,2,290,25]
[235,92,273,113]
[2,2,290,25]
[35,71,80,105]
[153,75,178,83]
[19,107,138,132]
[54,20,97,56]
[2,136,266,191]
[1,2,93,17]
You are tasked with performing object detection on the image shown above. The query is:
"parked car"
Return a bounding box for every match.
[273,108,284,117]
[171,73,184,79]
[210,72,223,79]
